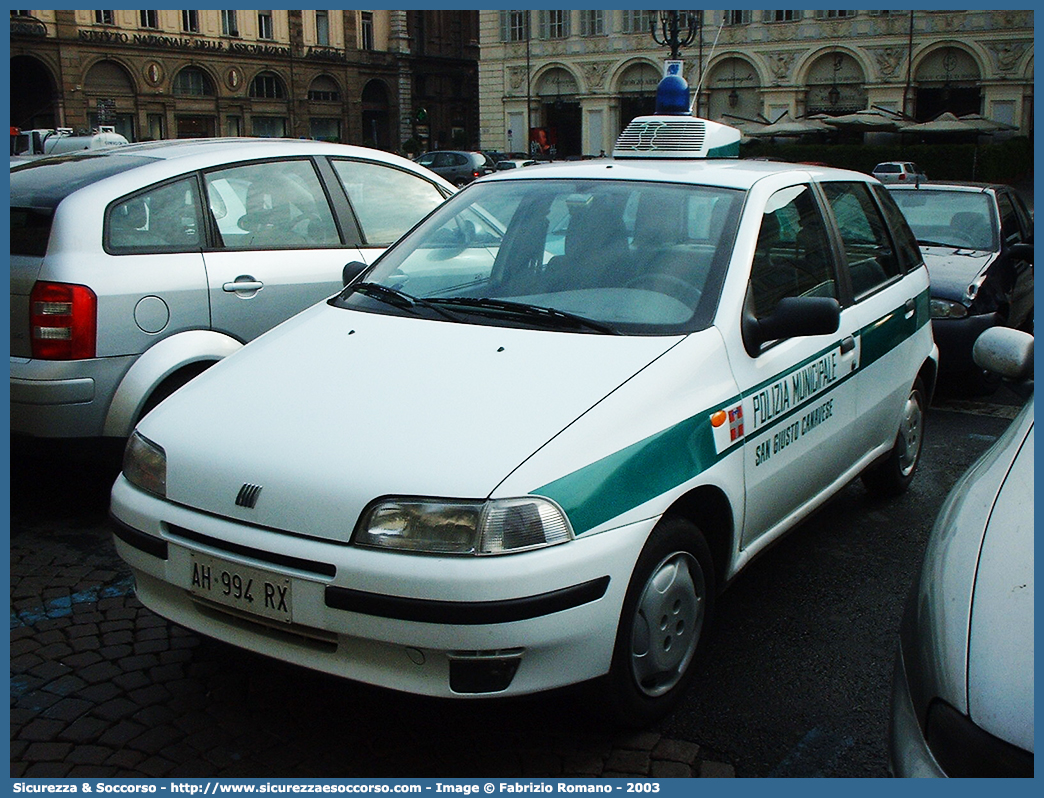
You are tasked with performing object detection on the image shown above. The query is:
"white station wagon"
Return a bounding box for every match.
[111,86,938,723]
[10,138,453,441]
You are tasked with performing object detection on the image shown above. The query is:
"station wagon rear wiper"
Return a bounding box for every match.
[428,297,618,334]
[348,282,461,322]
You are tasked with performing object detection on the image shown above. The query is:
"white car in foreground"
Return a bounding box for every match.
[890,326,1033,777]
[111,79,938,724]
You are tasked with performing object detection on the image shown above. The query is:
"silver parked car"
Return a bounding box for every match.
[11,138,454,440]
[872,161,927,185]
[889,326,1034,777]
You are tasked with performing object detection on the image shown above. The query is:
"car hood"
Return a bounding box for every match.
[921,247,995,302]
[136,303,682,541]
[906,398,1034,731]
[967,413,1034,752]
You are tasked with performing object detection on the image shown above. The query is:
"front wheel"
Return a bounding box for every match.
[604,517,715,726]
[862,377,926,496]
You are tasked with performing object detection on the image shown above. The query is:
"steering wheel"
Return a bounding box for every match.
[627,273,701,304]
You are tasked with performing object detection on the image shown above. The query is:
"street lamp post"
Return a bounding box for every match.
[650,10,698,60]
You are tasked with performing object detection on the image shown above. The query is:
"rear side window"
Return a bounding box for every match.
[331,160,445,246]
[204,159,341,249]
[821,182,901,299]
[11,208,54,256]
[871,185,922,272]
[106,176,204,254]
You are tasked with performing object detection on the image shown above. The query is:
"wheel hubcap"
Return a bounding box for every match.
[630,551,705,697]
[897,390,924,477]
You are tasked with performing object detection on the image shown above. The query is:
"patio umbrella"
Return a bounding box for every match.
[957,113,1018,133]
[901,111,980,134]
[750,112,832,137]
[822,108,912,132]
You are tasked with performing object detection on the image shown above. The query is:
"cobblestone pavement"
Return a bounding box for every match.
[10,450,735,779]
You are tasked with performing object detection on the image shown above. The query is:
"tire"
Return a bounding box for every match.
[862,377,926,496]
[604,516,715,726]
[139,362,212,422]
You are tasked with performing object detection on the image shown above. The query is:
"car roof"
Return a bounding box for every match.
[476,156,871,191]
[887,181,1005,193]
[10,137,455,207]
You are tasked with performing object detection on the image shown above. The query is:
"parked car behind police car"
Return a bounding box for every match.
[111,83,939,724]
[10,138,454,441]
[888,182,1033,391]
[889,326,1033,777]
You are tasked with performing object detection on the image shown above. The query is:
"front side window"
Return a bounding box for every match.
[107,177,203,254]
[331,160,447,247]
[334,179,743,335]
[821,182,901,298]
[870,185,922,273]
[204,159,340,250]
[749,185,837,319]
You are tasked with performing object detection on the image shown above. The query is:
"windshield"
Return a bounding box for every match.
[888,189,998,251]
[333,179,743,335]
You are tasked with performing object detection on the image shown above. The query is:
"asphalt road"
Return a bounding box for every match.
[9,387,1026,778]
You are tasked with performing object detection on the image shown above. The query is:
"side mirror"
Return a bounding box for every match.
[973,327,1033,382]
[342,260,368,287]
[743,296,841,357]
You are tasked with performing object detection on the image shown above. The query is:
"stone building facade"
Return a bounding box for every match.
[478,9,1033,157]
[9,9,479,152]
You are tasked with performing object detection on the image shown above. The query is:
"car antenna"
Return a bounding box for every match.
[690,18,725,115]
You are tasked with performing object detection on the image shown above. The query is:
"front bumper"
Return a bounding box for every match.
[888,646,946,777]
[930,311,1001,376]
[110,475,651,698]
[11,354,132,438]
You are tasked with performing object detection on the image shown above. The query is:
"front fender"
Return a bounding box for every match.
[103,330,242,437]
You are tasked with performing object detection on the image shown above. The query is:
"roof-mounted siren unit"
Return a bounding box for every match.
[613,73,741,160]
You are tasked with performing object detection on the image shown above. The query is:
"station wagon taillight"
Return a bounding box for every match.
[30,281,97,360]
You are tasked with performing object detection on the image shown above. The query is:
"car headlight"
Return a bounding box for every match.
[929,298,969,319]
[354,497,573,555]
[123,431,166,498]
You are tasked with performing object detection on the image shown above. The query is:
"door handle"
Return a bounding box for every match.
[840,335,856,354]
[903,298,916,319]
[223,278,264,293]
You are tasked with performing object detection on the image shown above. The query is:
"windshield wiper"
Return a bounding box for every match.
[346,282,461,322]
[428,297,618,334]
[917,239,963,249]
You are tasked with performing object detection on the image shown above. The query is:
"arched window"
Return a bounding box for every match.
[84,60,135,95]
[308,75,340,103]
[250,71,286,100]
[173,66,215,97]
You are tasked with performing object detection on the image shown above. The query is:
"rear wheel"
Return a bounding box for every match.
[604,517,715,726]
[862,377,926,496]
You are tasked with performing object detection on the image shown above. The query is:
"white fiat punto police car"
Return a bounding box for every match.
[111,80,938,724]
